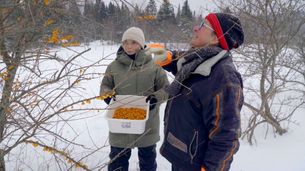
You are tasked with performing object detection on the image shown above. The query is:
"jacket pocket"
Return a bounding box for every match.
[189,130,199,164]
[167,132,188,153]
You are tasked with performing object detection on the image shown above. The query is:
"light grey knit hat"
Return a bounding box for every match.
[122,27,145,48]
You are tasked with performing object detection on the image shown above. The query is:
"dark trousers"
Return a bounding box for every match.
[172,165,191,171]
[108,145,157,171]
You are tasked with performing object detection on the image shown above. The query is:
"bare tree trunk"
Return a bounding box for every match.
[0,9,6,171]
[0,54,18,171]
[259,59,287,135]
[0,105,5,171]
[263,102,287,135]
[0,13,20,167]
[0,149,4,171]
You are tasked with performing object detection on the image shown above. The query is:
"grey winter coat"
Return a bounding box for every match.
[100,46,169,148]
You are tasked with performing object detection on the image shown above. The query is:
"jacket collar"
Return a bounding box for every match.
[193,50,228,76]
[177,50,228,76]
[116,46,152,68]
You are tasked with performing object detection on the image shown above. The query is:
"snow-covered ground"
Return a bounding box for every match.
[5,41,305,170]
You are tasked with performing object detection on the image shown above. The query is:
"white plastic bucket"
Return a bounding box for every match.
[105,95,149,134]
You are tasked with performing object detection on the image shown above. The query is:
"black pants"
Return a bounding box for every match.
[108,144,157,171]
[172,165,192,171]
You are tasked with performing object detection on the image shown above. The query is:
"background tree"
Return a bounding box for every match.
[84,0,95,19]
[140,0,158,41]
[98,0,108,23]
[82,0,101,41]
[178,0,194,42]
[93,0,102,21]
[65,0,83,40]
[214,0,305,144]
[156,0,176,42]
[0,1,108,170]
[176,4,181,21]
[157,0,176,24]
[145,0,157,16]
[101,2,118,41]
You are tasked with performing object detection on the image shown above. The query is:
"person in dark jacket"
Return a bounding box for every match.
[146,13,244,171]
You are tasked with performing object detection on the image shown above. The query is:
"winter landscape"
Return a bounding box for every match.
[2,42,304,171]
[1,0,305,171]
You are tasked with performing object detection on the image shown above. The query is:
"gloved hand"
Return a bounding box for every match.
[146,95,158,111]
[145,43,172,67]
[104,95,116,105]
[101,90,116,105]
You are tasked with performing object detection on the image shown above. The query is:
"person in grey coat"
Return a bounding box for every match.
[100,27,169,171]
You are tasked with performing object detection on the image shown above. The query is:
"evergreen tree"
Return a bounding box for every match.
[145,0,157,16]
[157,0,176,24]
[84,0,94,18]
[103,2,126,41]
[94,0,101,22]
[107,2,116,17]
[66,0,82,32]
[99,1,108,23]
[140,0,158,41]
[118,4,131,32]
[177,4,181,20]
[134,4,143,16]
[178,0,194,41]
[155,0,177,42]
[181,0,192,20]
[68,0,81,16]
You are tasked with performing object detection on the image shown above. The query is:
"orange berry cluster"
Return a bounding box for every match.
[113,108,146,120]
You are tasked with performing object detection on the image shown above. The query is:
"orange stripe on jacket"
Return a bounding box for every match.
[220,140,238,171]
[209,94,221,139]
[201,167,207,171]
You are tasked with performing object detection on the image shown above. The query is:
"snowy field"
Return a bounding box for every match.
[5,41,305,171]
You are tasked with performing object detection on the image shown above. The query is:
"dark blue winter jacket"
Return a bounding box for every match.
[160,50,243,171]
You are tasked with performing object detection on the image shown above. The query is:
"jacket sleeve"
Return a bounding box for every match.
[152,66,170,103]
[202,85,243,171]
[100,65,114,95]
[162,51,182,75]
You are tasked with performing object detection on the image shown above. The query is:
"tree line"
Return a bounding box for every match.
[67,0,198,43]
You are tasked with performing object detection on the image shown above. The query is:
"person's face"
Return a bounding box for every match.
[190,19,219,48]
[122,40,141,55]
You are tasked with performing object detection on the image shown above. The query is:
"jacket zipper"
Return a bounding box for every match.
[161,99,173,155]
[129,60,137,93]
[189,130,199,164]
[164,98,173,133]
